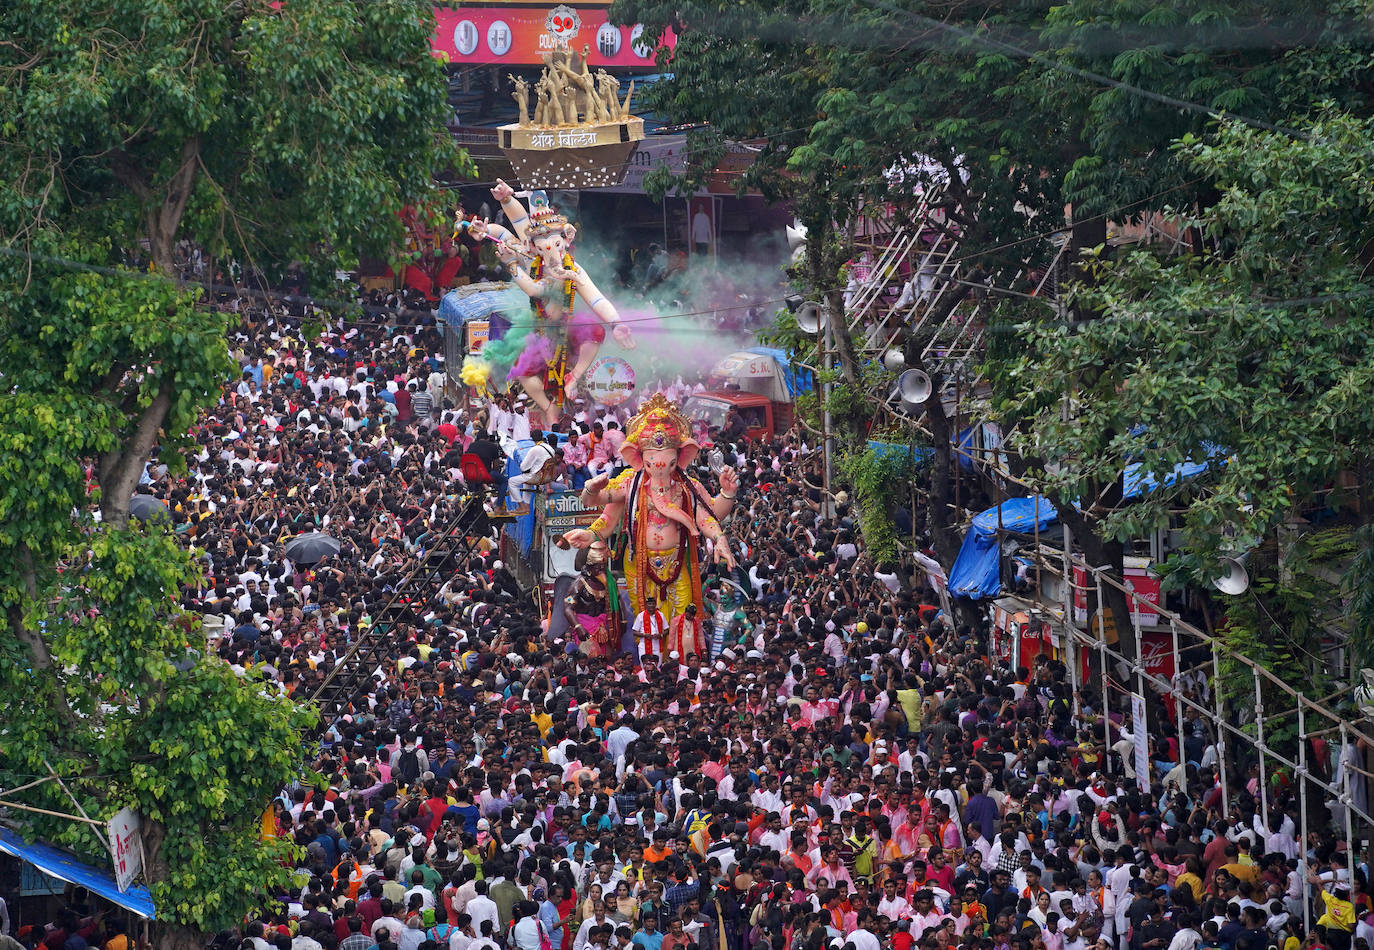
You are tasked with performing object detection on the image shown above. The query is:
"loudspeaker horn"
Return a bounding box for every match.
[786,224,809,252]
[1212,553,1250,595]
[795,301,825,334]
[898,369,932,406]
[882,349,906,372]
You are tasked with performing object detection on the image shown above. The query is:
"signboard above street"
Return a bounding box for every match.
[433,5,675,67]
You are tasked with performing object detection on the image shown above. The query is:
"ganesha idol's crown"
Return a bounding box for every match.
[525,190,571,239]
[625,393,692,451]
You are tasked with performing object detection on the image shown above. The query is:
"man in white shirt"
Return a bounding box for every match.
[507,433,557,506]
[758,813,790,854]
[606,715,640,762]
[752,777,785,814]
[848,917,882,950]
[877,879,912,920]
[465,882,501,939]
[372,904,408,944]
[632,598,667,661]
[405,869,436,912]
[573,902,614,950]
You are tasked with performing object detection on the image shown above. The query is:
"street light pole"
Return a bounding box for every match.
[822,300,835,514]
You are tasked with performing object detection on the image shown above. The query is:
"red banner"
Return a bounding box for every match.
[1080,630,1176,684]
[433,6,675,67]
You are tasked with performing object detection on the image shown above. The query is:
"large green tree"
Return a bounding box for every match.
[0,0,466,943]
[616,0,1374,632]
[1002,111,1374,681]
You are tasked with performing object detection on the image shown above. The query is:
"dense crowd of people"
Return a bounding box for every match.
[6,290,1371,950]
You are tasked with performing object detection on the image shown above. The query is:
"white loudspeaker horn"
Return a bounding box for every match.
[898,369,932,406]
[786,224,809,251]
[795,301,825,334]
[1212,553,1250,595]
[882,349,906,372]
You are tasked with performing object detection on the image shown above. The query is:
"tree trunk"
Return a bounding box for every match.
[142,818,206,950]
[800,211,859,386]
[918,360,986,628]
[8,545,81,729]
[99,379,175,529]
[144,137,202,277]
[906,283,973,564]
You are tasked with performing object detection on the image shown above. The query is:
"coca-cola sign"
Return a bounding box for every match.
[1080,630,1175,684]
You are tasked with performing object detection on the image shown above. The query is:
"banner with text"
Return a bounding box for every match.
[433,5,675,67]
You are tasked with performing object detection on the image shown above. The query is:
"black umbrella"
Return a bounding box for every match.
[128,493,170,522]
[283,531,341,565]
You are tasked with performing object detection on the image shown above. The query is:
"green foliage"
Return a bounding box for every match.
[1346,524,1374,672]
[0,0,453,937]
[0,521,315,932]
[839,446,927,564]
[1214,529,1353,753]
[0,0,470,272]
[1002,114,1374,579]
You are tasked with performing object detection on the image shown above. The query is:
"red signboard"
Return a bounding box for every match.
[433,6,675,67]
[1074,559,1161,628]
[1080,630,1175,684]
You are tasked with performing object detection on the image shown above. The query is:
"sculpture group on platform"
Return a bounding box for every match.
[563,394,738,628]
[510,46,633,129]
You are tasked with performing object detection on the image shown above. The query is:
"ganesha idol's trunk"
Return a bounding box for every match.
[646,473,699,536]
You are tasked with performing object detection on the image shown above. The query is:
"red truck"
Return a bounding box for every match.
[684,390,794,442]
[682,348,809,442]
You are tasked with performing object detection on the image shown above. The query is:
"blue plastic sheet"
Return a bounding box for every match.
[744,346,813,398]
[956,427,978,472]
[1121,456,1214,500]
[0,827,156,919]
[949,496,1058,600]
[866,440,932,462]
[502,442,536,555]
[436,286,525,328]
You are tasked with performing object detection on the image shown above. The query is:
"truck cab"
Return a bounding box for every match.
[685,347,809,443]
[684,391,790,442]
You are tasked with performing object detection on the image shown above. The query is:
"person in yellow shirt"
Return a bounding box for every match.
[530,705,553,740]
[1174,856,1205,903]
[1307,868,1355,950]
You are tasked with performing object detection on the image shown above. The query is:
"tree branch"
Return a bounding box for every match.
[7,545,82,731]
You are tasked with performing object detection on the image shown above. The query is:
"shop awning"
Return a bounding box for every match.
[0,827,156,919]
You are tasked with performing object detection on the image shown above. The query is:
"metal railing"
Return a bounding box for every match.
[1036,552,1372,934]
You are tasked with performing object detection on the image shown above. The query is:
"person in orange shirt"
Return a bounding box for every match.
[784,831,814,875]
[644,829,673,865]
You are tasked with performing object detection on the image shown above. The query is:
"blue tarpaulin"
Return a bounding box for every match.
[956,427,978,472]
[867,440,933,462]
[503,442,537,555]
[436,286,524,328]
[744,346,813,399]
[1120,444,1226,500]
[1121,458,1211,500]
[948,496,1058,600]
[0,827,156,919]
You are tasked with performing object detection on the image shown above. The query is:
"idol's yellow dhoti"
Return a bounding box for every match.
[625,545,698,621]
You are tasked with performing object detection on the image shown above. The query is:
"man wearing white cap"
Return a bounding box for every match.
[869,740,890,767]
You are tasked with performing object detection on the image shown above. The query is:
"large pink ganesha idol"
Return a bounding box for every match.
[561,394,739,621]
